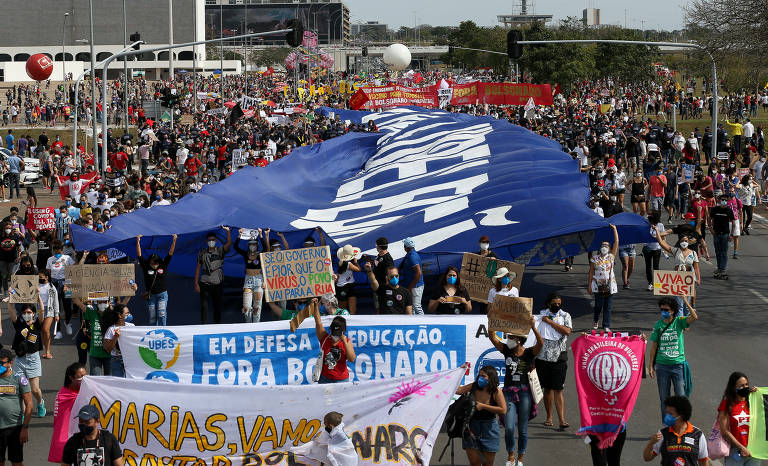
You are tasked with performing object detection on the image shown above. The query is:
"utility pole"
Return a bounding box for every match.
[123,0,129,135]
[168,0,174,131]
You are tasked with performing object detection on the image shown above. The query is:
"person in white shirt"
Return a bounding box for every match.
[46,240,78,336]
[742,118,755,144]
[176,143,189,177]
[487,267,519,303]
[102,304,135,377]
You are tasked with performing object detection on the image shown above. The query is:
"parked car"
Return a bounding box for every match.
[0,148,40,186]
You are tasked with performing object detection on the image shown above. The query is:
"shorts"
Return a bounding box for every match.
[336,283,356,301]
[0,425,23,463]
[536,359,568,391]
[243,274,263,291]
[619,245,636,258]
[462,418,500,452]
[43,304,55,319]
[614,188,626,194]
[14,351,41,379]
[631,194,645,203]
[731,222,741,237]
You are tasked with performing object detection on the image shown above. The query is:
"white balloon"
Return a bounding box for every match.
[383,43,412,71]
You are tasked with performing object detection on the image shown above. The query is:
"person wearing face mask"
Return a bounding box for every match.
[487,267,519,303]
[102,304,135,378]
[61,405,124,466]
[72,296,117,376]
[477,235,497,258]
[369,237,394,313]
[655,229,702,313]
[194,227,232,324]
[648,297,698,422]
[292,411,358,466]
[48,362,86,464]
[642,211,665,291]
[46,240,77,338]
[137,233,177,326]
[0,348,33,466]
[334,244,361,315]
[312,300,356,384]
[709,194,736,279]
[536,293,573,431]
[629,170,649,215]
[37,270,58,359]
[643,396,709,465]
[456,366,507,466]
[428,266,471,314]
[717,372,760,465]
[364,263,413,315]
[234,229,266,323]
[400,238,424,315]
[4,300,46,419]
[588,225,619,332]
[737,174,761,235]
[488,316,542,466]
[649,165,668,212]
[0,221,21,299]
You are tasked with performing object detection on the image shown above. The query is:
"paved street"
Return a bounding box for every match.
[4,186,767,465]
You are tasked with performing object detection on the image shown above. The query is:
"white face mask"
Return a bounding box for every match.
[21,313,34,322]
[600,246,609,255]
[479,242,490,251]
[505,338,518,349]
[3,229,10,235]
[679,241,689,249]
[248,245,258,252]
[207,240,216,248]
[96,303,109,312]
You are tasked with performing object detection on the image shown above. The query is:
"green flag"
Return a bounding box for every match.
[161,111,171,122]
[748,387,768,459]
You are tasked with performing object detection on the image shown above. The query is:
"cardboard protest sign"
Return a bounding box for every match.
[653,270,696,296]
[487,296,533,337]
[232,149,247,167]
[25,207,56,231]
[289,300,316,332]
[179,114,194,126]
[261,246,334,302]
[65,264,136,298]
[9,275,38,303]
[459,253,525,303]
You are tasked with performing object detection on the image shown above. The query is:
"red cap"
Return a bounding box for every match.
[684,212,696,220]
[607,159,616,167]
[478,235,490,243]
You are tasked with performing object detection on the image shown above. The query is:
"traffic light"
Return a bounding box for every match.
[448,45,454,56]
[129,32,141,50]
[507,29,523,60]
[362,46,368,57]
[286,19,304,47]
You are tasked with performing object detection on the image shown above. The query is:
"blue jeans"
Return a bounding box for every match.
[89,355,111,376]
[110,355,125,377]
[503,389,532,455]
[714,234,729,271]
[242,274,263,323]
[593,293,613,328]
[6,173,19,198]
[318,375,348,384]
[655,363,685,421]
[147,291,168,326]
[411,285,424,315]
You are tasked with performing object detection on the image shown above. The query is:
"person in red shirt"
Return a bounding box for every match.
[184,153,205,179]
[311,299,355,383]
[649,167,667,212]
[109,149,128,173]
[717,372,757,463]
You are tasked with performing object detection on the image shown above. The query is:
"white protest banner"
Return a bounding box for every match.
[682,163,695,182]
[25,207,55,230]
[261,246,334,302]
[207,107,227,116]
[717,152,730,160]
[232,149,248,167]
[241,96,259,110]
[65,264,136,298]
[459,253,525,303]
[121,315,505,385]
[653,270,696,296]
[239,228,262,240]
[487,296,533,337]
[71,368,463,466]
[105,171,124,187]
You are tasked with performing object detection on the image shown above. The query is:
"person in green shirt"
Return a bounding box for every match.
[0,347,33,465]
[648,296,699,422]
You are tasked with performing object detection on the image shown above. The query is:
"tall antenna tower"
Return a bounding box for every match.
[498,0,552,28]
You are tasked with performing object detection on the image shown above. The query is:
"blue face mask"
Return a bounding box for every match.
[447,276,457,285]
[65,201,71,207]
[500,276,511,286]
[689,221,696,226]
[318,304,327,314]
[661,310,671,320]
[125,314,133,323]
[663,413,678,427]
[476,377,488,388]
[55,253,62,259]
[389,276,399,286]
[0,365,6,376]
[297,303,306,311]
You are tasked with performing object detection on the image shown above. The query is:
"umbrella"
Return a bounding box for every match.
[223,101,237,109]
[261,100,277,108]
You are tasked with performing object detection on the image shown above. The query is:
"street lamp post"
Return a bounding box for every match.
[89,0,98,168]
[62,12,69,83]
[100,28,294,173]
[168,0,174,131]
[123,0,129,135]
[219,4,225,98]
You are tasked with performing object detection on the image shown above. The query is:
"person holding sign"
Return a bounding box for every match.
[38,270,58,359]
[137,234,177,326]
[648,297,699,422]
[234,229,266,323]
[428,266,471,314]
[488,315,542,466]
[312,299,355,384]
[364,262,413,315]
[588,225,619,332]
[716,372,760,465]
[3,300,46,418]
[655,227,701,313]
[487,267,519,304]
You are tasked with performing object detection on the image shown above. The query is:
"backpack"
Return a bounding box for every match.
[444,392,476,440]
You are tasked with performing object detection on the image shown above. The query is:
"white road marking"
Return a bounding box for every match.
[749,290,768,304]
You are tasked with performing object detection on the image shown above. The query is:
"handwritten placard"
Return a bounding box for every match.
[487,296,533,337]
[653,270,696,296]
[459,253,525,303]
[65,264,136,298]
[261,246,335,302]
[9,275,39,303]
[25,207,56,231]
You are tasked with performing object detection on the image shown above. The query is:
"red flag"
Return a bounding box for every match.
[55,171,99,200]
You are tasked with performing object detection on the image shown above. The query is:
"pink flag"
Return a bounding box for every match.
[572,333,646,448]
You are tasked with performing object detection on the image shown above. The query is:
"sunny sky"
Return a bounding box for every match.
[343,0,690,31]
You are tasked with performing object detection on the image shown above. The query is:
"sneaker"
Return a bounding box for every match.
[647,283,654,291]
[593,323,599,330]
[65,323,73,335]
[54,332,63,340]
[37,400,46,417]
[505,461,514,466]
[733,253,739,260]
[604,327,611,333]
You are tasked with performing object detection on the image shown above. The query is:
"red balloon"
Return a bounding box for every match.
[26,54,54,81]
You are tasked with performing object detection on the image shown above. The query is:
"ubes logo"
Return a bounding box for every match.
[586,351,631,405]
[138,329,180,370]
